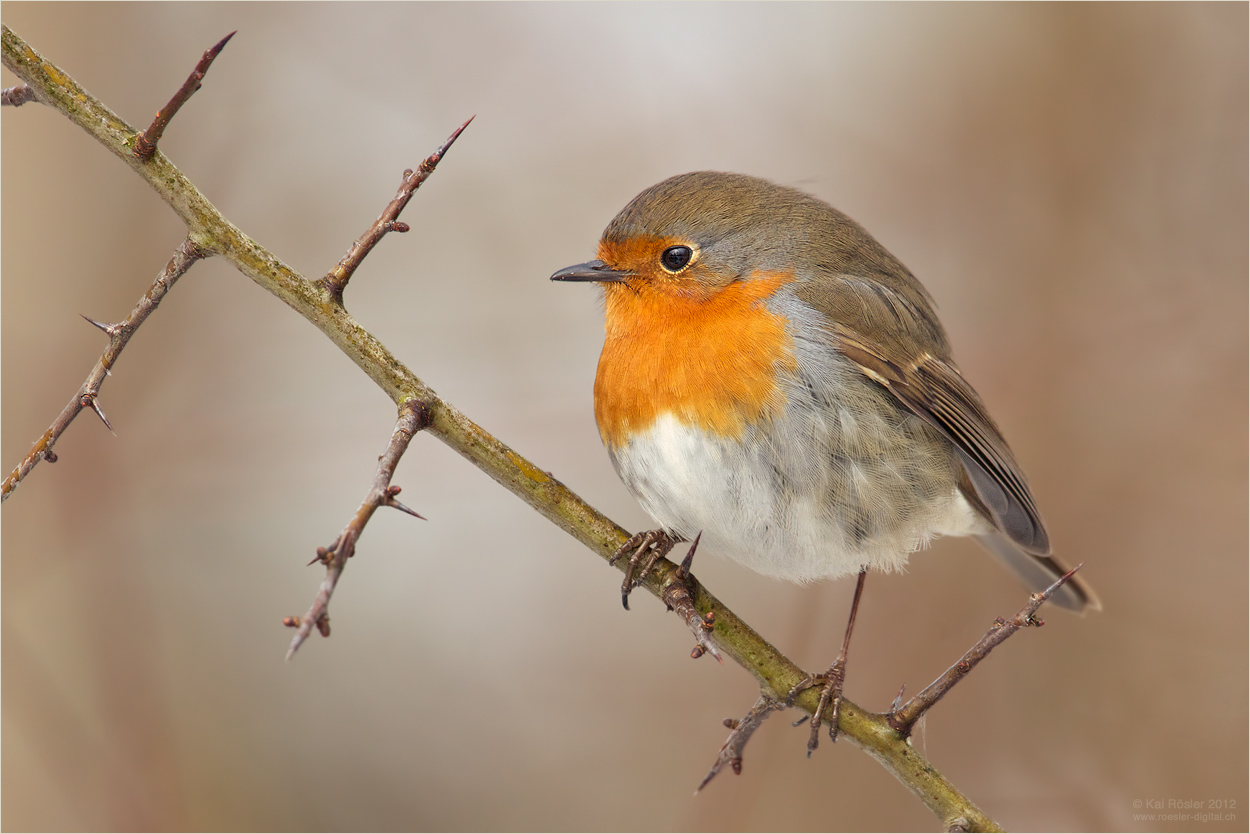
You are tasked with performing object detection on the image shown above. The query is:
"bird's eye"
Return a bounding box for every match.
[659,245,694,273]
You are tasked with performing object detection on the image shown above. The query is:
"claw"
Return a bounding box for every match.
[610,530,679,610]
[786,674,816,708]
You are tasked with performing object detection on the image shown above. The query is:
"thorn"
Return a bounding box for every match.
[387,497,425,519]
[285,633,306,663]
[677,531,702,579]
[891,683,907,712]
[1036,561,1083,606]
[80,314,115,335]
[82,395,115,434]
[419,115,476,174]
[212,30,237,56]
[442,115,475,154]
[383,485,424,517]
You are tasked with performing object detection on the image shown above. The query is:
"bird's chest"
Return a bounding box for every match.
[592,275,797,451]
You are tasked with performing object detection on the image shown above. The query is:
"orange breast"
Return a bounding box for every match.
[594,272,798,449]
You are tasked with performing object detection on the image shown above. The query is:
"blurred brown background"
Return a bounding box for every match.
[3,3,1246,831]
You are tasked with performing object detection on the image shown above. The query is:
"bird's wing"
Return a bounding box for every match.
[794,275,1049,555]
[833,327,1050,555]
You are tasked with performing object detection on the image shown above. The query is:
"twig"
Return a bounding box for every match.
[659,535,721,663]
[285,399,428,660]
[888,563,1085,736]
[696,692,784,792]
[321,116,474,299]
[1,238,206,501]
[285,118,469,654]
[2,83,37,106]
[133,31,234,161]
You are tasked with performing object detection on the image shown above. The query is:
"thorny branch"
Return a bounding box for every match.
[695,567,1083,804]
[133,31,234,161]
[1,25,1087,832]
[322,116,474,300]
[4,29,236,499]
[284,399,429,660]
[697,692,785,792]
[1,238,206,500]
[283,119,472,653]
[888,563,1085,735]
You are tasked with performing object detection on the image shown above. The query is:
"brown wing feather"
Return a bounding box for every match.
[794,266,1051,556]
[833,329,1050,555]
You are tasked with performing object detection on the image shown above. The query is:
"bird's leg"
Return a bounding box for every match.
[786,568,868,755]
[609,529,682,610]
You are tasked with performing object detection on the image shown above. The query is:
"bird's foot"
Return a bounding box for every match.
[611,531,719,662]
[786,657,847,755]
[609,529,681,610]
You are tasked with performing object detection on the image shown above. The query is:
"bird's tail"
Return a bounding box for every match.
[975,533,1101,613]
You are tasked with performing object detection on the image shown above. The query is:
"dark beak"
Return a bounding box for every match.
[550,259,629,283]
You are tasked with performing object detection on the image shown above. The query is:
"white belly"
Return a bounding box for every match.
[608,410,986,584]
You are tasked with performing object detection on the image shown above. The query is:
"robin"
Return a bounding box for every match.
[551,171,1097,752]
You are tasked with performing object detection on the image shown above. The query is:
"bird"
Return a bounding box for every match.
[551,171,1097,752]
